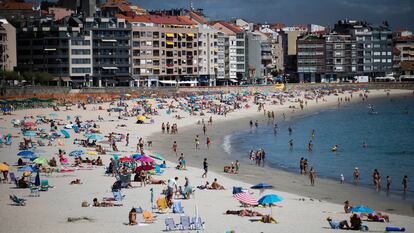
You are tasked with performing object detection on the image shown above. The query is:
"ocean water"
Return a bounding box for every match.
[226,95,414,199]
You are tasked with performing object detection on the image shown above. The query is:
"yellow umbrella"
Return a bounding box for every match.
[87,151,98,155]
[137,115,146,121]
[0,163,9,172]
[23,171,32,177]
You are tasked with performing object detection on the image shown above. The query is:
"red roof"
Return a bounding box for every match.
[116,14,195,25]
[188,11,208,24]
[101,0,132,12]
[0,0,34,10]
[215,21,243,33]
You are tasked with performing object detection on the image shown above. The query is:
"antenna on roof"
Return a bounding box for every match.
[189,0,194,11]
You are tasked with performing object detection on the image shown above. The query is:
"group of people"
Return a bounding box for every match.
[161,122,178,134]
[249,149,266,167]
[224,160,240,174]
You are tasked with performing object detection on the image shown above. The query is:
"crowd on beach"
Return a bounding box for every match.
[0,87,413,233]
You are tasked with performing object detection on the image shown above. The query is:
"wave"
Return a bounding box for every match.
[222,134,232,154]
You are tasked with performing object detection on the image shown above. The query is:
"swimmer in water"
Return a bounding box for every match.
[362,141,368,148]
[288,126,292,135]
[311,129,315,139]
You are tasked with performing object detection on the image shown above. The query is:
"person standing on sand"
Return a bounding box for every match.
[202,158,208,178]
[206,137,211,149]
[125,133,129,147]
[195,135,200,149]
[172,141,178,156]
[309,167,316,186]
[353,168,360,185]
[202,124,207,135]
[161,122,165,133]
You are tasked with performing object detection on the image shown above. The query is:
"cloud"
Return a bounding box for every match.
[132,0,414,30]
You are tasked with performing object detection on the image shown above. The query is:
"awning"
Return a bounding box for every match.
[166,33,174,37]
[102,39,117,42]
[230,79,239,83]
[52,77,71,82]
[179,81,198,84]
[166,42,174,46]
[178,33,184,37]
[187,33,194,37]
[102,67,118,70]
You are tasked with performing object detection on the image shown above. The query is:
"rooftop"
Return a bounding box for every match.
[116,14,195,26]
[0,0,34,10]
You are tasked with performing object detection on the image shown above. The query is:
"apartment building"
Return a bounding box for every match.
[197,25,219,86]
[296,35,325,82]
[212,22,246,85]
[84,17,131,87]
[118,14,199,87]
[334,20,393,77]
[0,19,16,71]
[394,35,414,79]
[324,34,356,82]
[246,31,272,84]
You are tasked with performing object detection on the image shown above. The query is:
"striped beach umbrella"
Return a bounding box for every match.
[233,192,258,206]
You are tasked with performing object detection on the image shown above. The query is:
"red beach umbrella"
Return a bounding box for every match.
[118,157,132,163]
[233,192,258,206]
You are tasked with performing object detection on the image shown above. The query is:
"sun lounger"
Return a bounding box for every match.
[165,218,178,231]
[191,216,205,230]
[180,216,191,230]
[10,195,26,206]
[143,211,156,223]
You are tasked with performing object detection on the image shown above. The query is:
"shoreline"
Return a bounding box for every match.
[149,90,414,217]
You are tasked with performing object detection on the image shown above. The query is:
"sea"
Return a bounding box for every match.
[225,95,414,200]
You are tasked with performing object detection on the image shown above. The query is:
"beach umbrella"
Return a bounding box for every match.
[23,131,37,137]
[137,115,146,121]
[18,165,37,172]
[118,157,132,163]
[17,150,35,157]
[149,153,165,161]
[351,205,375,214]
[251,183,274,195]
[35,171,41,187]
[60,129,70,138]
[33,157,48,166]
[137,156,154,163]
[132,154,142,160]
[233,192,259,206]
[1,107,11,112]
[258,194,283,205]
[23,122,36,127]
[69,150,85,157]
[0,163,9,172]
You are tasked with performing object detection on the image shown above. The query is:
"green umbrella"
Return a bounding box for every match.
[149,153,165,161]
[33,157,48,166]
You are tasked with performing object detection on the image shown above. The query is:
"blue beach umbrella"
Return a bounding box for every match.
[69,150,85,157]
[351,205,375,214]
[251,183,273,189]
[85,133,104,141]
[18,165,37,172]
[132,154,142,160]
[17,151,35,157]
[60,129,70,138]
[258,194,284,205]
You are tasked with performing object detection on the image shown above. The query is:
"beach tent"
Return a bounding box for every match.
[233,192,258,206]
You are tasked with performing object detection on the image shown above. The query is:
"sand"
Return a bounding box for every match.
[0,88,413,233]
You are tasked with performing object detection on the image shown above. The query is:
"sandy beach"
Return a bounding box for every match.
[0,88,413,233]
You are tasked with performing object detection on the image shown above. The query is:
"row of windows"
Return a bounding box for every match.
[72,49,91,55]
[72,58,91,64]
[71,40,91,46]
[72,68,91,73]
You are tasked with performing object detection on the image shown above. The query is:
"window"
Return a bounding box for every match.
[72,68,91,73]
[71,40,91,45]
[72,58,91,64]
[71,49,91,55]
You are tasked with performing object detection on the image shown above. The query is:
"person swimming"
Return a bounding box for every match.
[331,145,338,152]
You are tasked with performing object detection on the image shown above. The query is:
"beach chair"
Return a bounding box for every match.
[142,211,156,223]
[172,201,184,214]
[165,217,178,231]
[40,180,49,191]
[10,195,26,206]
[9,172,17,184]
[191,216,205,230]
[180,216,191,230]
[29,177,40,197]
[6,136,12,146]
[156,197,168,213]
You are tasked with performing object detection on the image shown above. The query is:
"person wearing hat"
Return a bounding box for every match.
[353,167,360,185]
[344,200,353,213]
[327,217,350,229]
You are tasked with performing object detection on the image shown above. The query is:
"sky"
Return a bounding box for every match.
[133,0,414,30]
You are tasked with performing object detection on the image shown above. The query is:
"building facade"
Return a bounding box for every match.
[394,35,414,79]
[296,35,325,82]
[324,34,356,82]
[197,25,218,86]
[246,31,272,84]
[0,19,16,71]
